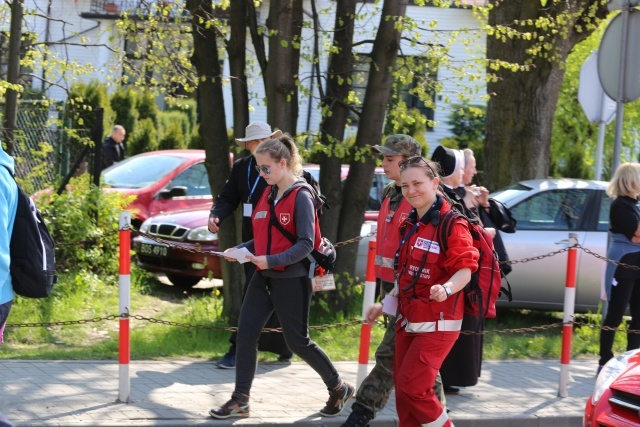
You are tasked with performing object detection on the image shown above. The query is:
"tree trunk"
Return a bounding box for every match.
[265,0,302,134]
[187,0,244,324]
[318,0,358,244]
[331,0,408,310]
[229,0,249,138]
[484,0,607,189]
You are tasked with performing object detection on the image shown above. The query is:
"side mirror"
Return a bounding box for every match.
[158,186,188,199]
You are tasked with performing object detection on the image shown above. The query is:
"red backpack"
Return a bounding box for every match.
[439,210,512,319]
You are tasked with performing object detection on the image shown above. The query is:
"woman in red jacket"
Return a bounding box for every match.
[368,156,478,426]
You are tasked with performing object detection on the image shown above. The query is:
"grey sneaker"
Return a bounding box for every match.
[209,392,249,419]
[319,381,355,417]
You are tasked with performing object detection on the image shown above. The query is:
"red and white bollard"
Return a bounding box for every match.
[357,224,377,389]
[558,232,578,398]
[118,212,131,403]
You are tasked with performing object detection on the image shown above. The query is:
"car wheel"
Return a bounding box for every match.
[166,274,201,288]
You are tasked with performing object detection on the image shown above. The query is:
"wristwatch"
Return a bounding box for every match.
[442,284,452,298]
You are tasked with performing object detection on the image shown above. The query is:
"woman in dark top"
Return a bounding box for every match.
[599,162,640,372]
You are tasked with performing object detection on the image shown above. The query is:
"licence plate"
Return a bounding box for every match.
[139,242,169,258]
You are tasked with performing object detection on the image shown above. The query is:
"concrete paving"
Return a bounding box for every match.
[1,358,597,427]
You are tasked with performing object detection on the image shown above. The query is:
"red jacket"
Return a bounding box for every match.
[396,197,479,333]
[375,196,413,282]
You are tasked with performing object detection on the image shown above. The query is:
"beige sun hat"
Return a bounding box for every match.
[235,122,283,149]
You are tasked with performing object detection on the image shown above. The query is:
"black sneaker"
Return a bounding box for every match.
[319,381,355,417]
[277,351,294,362]
[216,353,236,369]
[209,392,250,419]
[341,407,372,427]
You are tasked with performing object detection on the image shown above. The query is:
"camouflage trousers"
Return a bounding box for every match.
[351,313,446,420]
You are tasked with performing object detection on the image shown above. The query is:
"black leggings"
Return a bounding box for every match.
[234,271,341,395]
[599,277,640,366]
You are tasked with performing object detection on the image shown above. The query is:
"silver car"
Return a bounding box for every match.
[356,179,610,313]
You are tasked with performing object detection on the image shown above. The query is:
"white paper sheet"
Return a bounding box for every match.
[213,247,253,264]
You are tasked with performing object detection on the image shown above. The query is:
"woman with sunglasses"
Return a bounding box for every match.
[210,135,354,420]
[367,156,478,427]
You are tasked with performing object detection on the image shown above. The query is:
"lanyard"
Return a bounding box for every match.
[247,157,260,203]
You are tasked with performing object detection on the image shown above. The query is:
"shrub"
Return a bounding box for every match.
[35,175,135,281]
[63,80,112,133]
[158,111,189,149]
[110,87,138,137]
[127,118,159,155]
[137,92,158,125]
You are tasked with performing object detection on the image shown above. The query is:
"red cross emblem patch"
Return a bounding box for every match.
[280,213,291,225]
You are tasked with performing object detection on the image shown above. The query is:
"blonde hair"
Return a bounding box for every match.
[607,162,640,198]
[254,134,303,176]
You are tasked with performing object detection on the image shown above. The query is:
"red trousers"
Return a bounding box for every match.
[394,328,459,427]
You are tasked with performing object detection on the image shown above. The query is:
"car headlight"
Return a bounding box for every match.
[187,226,217,242]
[139,218,152,233]
[592,350,637,404]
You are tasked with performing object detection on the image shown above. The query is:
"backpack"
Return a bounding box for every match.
[269,183,336,276]
[4,167,58,298]
[439,210,512,319]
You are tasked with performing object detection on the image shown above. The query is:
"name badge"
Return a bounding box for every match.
[414,237,440,254]
[243,203,253,217]
[254,210,267,219]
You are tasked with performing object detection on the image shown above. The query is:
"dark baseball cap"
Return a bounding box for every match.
[372,134,422,157]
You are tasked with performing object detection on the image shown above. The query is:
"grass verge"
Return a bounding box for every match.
[0,269,630,361]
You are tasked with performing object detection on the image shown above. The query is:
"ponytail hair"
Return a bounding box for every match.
[255,134,303,176]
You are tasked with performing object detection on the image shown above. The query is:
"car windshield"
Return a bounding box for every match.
[490,183,533,205]
[103,155,187,188]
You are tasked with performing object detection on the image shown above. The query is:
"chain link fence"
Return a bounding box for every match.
[1,100,93,192]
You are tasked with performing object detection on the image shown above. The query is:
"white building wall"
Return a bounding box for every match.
[25,0,486,146]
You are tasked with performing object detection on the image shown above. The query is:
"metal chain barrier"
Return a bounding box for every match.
[9,315,640,335]
[130,227,374,254]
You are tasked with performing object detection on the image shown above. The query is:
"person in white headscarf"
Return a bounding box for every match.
[431,145,488,394]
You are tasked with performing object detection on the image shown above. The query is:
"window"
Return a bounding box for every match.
[170,162,210,196]
[597,193,612,232]
[510,189,590,231]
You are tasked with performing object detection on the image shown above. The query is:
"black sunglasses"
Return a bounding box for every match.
[255,165,271,174]
[398,156,437,178]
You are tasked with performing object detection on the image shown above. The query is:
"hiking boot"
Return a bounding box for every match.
[209,392,250,419]
[319,381,355,417]
[216,353,236,369]
[341,406,372,427]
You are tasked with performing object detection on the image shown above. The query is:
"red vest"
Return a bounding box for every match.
[252,185,321,271]
[375,196,413,282]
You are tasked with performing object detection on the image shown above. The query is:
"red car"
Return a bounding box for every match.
[584,349,640,426]
[133,165,389,287]
[102,150,214,229]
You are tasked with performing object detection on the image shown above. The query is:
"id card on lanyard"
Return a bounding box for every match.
[245,158,260,217]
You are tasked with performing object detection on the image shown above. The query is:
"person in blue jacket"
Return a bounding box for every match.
[0,141,18,345]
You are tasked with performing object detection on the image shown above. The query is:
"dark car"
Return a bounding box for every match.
[133,164,389,287]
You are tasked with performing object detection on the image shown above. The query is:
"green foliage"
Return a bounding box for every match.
[445,103,486,150]
[136,92,159,125]
[188,124,203,149]
[158,110,190,149]
[109,87,138,136]
[166,98,197,137]
[63,80,112,132]
[158,114,186,150]
[384,104,429,152]
[127,118,159,155]
[35,175,134,277]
